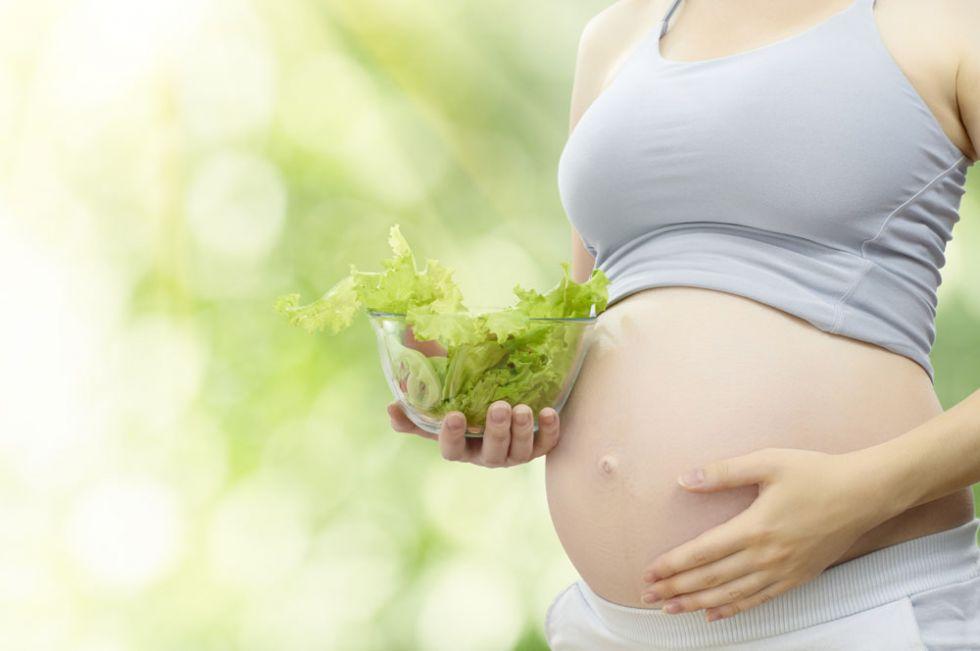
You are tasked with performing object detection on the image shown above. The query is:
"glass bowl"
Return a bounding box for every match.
[368,306,598,437]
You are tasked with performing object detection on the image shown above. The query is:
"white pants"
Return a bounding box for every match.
[545,517,980,650]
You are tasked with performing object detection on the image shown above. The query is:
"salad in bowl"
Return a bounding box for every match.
[276,224,609,436]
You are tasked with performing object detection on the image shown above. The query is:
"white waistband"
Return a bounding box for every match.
[576,517,980,648]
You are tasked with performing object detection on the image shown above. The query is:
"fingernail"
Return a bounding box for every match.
[541,410,555,424]
[492,403,508,423]
[707,612,721,622]
[678,468,704,487]
[447,414,464,431]
[641,593,662,605]
[664,601,682,614]
[514,408,530,426]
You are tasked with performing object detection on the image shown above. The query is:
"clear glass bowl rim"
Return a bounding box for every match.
[366,308,598,323]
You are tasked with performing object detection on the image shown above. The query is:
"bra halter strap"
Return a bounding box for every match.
[660,0,685,37]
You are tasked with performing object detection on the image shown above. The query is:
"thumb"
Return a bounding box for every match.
[677,449,777,492]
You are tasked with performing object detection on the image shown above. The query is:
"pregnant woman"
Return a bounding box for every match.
[391,0,980,647]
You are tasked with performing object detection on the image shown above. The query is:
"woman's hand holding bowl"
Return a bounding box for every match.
[387,400,561,468]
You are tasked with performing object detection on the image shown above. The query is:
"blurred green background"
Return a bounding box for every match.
[0,0,976,649]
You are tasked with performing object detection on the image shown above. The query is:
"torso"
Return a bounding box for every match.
[545,0,976,609]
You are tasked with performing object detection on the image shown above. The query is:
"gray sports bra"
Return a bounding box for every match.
[558,0,973,383]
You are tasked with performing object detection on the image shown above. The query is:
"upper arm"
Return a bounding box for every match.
[570,225,595,284]
[566,1,661,282]
[954,1,980,161]
[567,0,659,134]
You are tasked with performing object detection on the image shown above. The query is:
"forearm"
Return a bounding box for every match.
[855,388,980,520]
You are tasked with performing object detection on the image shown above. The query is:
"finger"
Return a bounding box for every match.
[643,510,753,582]
[704,579,791,622]
[642,548,755,604]
[439,411,472,462]
[531,408,560,458]
[387,401,438,441]
[387,401,412,431]
[678,448,780,492]
[480,401,512,467]
[659,570,773,615]
[507,404,535,464]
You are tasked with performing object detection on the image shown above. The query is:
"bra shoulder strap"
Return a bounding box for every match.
[660,0,685,37]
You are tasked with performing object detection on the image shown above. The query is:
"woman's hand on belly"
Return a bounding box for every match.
[387,400,562,468]
[638,447,900,622]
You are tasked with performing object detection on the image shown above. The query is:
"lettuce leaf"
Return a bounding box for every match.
[276,224,466,333]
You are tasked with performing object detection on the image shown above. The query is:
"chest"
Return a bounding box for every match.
[557,4,967,258]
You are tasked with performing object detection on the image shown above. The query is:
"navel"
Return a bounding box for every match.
[597,453,619,476]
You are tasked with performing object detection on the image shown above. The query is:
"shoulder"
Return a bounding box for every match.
[575,0,662,66]
[940,0,980,60]
[578,0,658,49]
[568,0,663,129]
[932,0,979,34]
[940,0,979,161]
[910,0,979,59]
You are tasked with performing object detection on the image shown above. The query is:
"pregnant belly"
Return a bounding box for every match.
[544,286,975,607]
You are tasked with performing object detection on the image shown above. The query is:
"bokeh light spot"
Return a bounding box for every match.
[206,473,313,590]
[186,150,287,260]
[67,476,185,590]
[416,558,525,651]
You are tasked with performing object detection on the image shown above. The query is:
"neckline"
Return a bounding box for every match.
[654,0,862,67]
